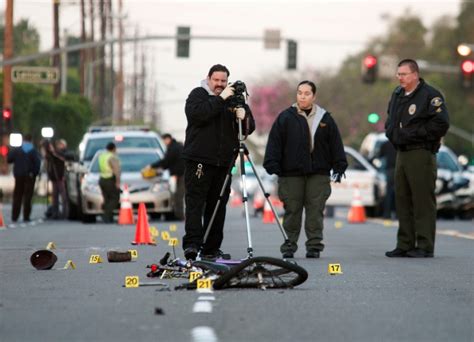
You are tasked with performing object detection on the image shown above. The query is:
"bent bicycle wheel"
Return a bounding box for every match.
[212,256,308,290]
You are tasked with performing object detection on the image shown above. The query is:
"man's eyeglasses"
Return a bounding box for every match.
[396,72,414,77]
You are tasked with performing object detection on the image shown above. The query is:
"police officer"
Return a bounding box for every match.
[98,142,121,223]
[144,133,185,220]
[7,133,41,222]
[385,59,449,258]
[182,64,255,260]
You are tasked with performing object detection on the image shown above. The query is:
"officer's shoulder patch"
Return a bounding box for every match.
[430,97,443,107]
[436,108,442,113]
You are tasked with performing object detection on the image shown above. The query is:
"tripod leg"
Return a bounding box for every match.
[199,152,238,257]
[245,151,290,243]
[238,145,254,258]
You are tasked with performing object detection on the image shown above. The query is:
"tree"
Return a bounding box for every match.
[0,19,40,57]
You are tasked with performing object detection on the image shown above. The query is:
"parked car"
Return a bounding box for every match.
[80,148,173,223]
[66,126,167,220]
[326,146,386,217]
[360,132,472,219]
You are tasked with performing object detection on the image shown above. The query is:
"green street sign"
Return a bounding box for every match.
[11,66,60,84]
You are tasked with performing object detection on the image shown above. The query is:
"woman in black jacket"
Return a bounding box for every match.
[264,80,347,259]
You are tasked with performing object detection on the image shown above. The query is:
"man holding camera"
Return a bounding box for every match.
[182,64,255,260]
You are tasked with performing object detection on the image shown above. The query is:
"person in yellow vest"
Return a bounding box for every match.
[98,142,121,223]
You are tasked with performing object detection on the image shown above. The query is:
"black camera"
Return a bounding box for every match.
[227,80,248,109]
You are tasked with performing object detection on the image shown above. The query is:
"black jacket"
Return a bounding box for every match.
[182,87,255,167]
[7,144,41,178]
[151,139,185,176]
[264,106,347,177]
[385,78,449,151]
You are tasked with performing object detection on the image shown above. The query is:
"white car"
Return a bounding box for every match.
[326,146,386,216]
[80,148,173,223]
[66,126,167,220]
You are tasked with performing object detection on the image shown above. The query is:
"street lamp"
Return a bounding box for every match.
[9,133,22,147]
[457,43,473,57]
[41,127,54,139]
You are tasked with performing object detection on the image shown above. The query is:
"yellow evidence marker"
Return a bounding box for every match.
[149,226,159,237]
[128,249,138,259]
[161,231,170,241]
[197,278,212,290]
[169,224,177,232]
[46,242,56,250]
[168,238,178,247]
[328,263,343,275]
[189,272,203,282]
[334,221,343,229]
[89,254,103,263]
[124,276,139,288]
[63,260,76,270]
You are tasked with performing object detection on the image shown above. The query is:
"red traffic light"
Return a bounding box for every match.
[461,60,474,74]
[364,55,377,69]
[0,145,8,157]
[2,108,12,120]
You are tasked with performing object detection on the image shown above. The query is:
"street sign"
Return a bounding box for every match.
[11,66,59,84]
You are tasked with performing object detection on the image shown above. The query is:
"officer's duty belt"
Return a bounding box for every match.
[398,143,432,152]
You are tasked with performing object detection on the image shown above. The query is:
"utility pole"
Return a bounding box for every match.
[108,0,115,123]
[99,0,106,117]
[80,0,86,95]
[61,29,68,94]
[2,0,14,167]
[3,0,14,111]
[53,0,61,98]
[132,27,139,121]
[88,0,96,109]
[116,0,124,123]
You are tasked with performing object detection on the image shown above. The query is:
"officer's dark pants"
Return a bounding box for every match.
[99,176,120,223]
[12,175,36,222]
[173,175,185,220]
[52,178,69,219]
[183,160,231,254]
[278,175,331,254]
[395,149,437,253]
[383,168,396,219]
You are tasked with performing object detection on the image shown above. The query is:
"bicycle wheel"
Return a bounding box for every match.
[212,256,308,290]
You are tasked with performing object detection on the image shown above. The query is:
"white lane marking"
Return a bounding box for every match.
[191,326,218,342]
[438,229,474,240]
[192,301,213,313]
[198,296,215,301]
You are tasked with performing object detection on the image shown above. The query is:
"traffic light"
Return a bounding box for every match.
[176,26,190,58]
[367,113,380,124]
[0,145,8,158]
[460,60,473,88]
[361,55,378,84]
[2,107,12,134]
[287,40,297,70]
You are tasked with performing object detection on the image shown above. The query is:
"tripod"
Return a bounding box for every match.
[199,118,291,259]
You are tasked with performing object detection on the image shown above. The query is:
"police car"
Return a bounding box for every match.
[65,126,168,221]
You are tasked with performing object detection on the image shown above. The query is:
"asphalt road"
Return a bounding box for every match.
[0,204,472,342]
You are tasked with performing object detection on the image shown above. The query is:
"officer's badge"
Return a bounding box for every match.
[431,97,443,107]
[408,104,416,115]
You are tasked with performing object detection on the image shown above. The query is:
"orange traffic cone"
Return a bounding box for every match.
[118,184,134,225]
[262,200,275,224]
[131,203,156,245]
[347,188,366,223]
[230,191,243,207]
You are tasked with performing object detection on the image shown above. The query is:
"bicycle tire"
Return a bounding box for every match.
[212,256,308,290]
